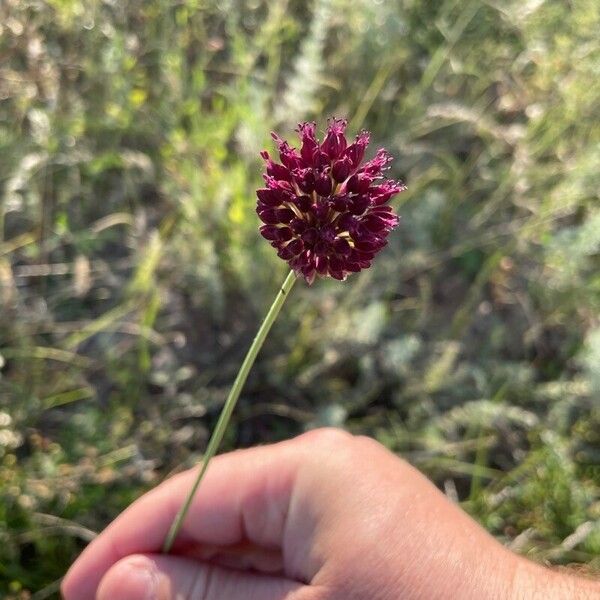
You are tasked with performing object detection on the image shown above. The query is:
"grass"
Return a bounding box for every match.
[1,0,599,596]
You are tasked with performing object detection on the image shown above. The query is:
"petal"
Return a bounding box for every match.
[295,169,315,194]
[329,270,346,280]
[271,134,302,170]
[286,238,304,256]
[321,118,348,160]
[332,238,352,256]
[347,173,372,194]
[313,202,329,221]
[290,218,308,234]
[263,176,294,194]
[260,225,280,241]
[266,161,293,182]
[345,262,361,272]
[330,194,349,212]
[329,255,344,272]
[275,208,295,223]
[369,181,406,205]
[359,148,392,176]
[336,213,358,233]
[344,130,370,169]
[348,195,371,215]
[314,241,329,256]
[277,244,297,260]
[257,208,280,225]
[294,195,313,212]
[299,256,317,284]
[315,255,329,275]
[319,225,336,243]
[352,239,381,252]
[301,228,319,245]
[314,173,333,196]
[277,227,293,241]
[361,214,392,233]
[296,122,319,164]
[313,151,331,170]
[332,156,352,182]
[256,188,285,207]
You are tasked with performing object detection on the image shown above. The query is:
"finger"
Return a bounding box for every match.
[95,553,315,600]
[61,433,318,600]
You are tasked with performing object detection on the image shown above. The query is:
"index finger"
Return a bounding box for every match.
[62,435,308,600]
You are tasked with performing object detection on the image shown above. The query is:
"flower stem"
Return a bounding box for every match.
[162,269,297,552]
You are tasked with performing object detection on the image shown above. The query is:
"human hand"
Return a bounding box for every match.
[62,428,600,599]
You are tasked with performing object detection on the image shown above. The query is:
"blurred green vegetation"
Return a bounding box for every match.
[1,0,599,596]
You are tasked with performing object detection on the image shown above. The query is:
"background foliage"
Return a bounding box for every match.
[1,0,599,596]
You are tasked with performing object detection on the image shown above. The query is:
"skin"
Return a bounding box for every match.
[61,428,600,600]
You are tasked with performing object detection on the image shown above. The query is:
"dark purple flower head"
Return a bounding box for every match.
[257,118,405,284]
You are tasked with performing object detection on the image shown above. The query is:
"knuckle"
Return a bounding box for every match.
[296,428,360,474]
[354,434,402,462]
[297,427,354,449]
[353,433,384,451]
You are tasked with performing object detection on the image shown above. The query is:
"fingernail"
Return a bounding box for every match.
[97,556,159,600]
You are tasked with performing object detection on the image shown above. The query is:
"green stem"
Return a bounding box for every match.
[162,269,297,552]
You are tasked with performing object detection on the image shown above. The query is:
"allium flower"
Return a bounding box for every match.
[257,118,405,284]
[164,120,407,552]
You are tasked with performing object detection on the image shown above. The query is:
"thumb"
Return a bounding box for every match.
[94,553,313,600]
